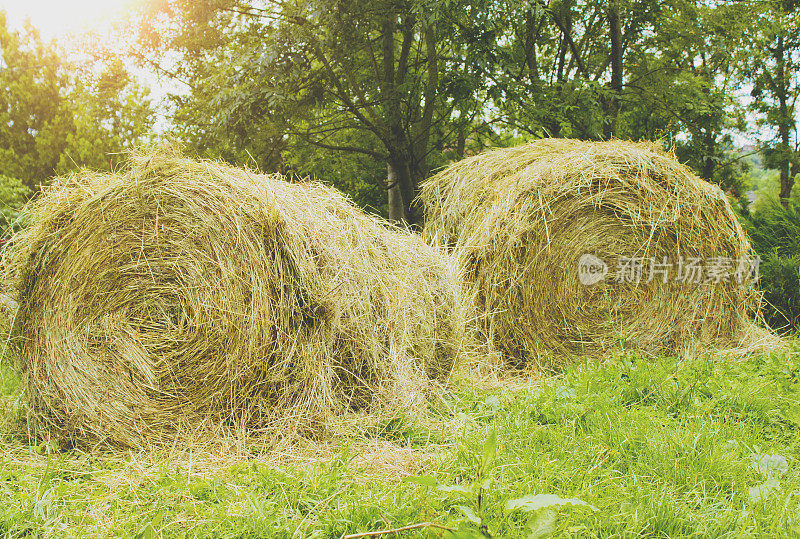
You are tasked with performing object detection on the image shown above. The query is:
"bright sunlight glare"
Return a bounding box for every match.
[1,0,139,41]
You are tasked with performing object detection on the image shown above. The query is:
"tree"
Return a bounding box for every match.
[462,0,663,141]
[745,0,800,207]
[134,0,768,208]
[139,0,484,225]
[464,0,754,197]
[622,0,749,194]
[0,12,154,189]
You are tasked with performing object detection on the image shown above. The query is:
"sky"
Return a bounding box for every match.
[0,0,139,41]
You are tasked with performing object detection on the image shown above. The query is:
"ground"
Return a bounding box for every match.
[1,344,799,538]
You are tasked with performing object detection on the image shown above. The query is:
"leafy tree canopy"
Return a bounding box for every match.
[0,11,155,189]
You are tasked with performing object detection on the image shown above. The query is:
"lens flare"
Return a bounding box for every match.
[1,0,139,41]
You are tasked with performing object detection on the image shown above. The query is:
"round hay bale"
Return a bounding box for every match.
[420,139,775,367]
[2,149,467,448]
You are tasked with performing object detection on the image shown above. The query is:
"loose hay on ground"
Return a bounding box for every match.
[1,148,468,449]
[420,138,780,368]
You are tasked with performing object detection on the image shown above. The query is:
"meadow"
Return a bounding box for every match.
[2,344,799,538]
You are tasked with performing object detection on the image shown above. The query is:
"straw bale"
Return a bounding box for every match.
[2,149,466,447]
[420,139,776,367]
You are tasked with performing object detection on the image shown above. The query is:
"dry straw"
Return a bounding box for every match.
[420,138,779,368]
[1,148,468,449]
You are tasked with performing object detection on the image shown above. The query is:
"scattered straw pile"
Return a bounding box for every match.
[2,149,467,448]
[421,139,776,367]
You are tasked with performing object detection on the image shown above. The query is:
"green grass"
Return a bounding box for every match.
[1,345,799,538]
[0,358,18,397]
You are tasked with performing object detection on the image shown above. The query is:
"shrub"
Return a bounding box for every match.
[757,252,800,332]
[743,198,800,333]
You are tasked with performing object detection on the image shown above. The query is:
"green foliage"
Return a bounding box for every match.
[748,164,782,199]
[757,252,800,332]
[136,0,793,212]
[404,428,499,536]
[0,357,19,398]
[144,0,490,221]
[54,58,155,176]
[742,0,800,200]
[622,0,750,194]
[0,14,154,189]
[0,174,30,240]
[405,427,598,538]
[744,198,800,332]
[747,198,800,258]
[282,129,388,214]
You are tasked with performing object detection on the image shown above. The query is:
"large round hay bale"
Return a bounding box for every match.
[420,139,773,367]
[2,149,467,448]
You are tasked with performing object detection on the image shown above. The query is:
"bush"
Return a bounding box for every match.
[747,198,800,257]
[758,251,800,332]
[743,198,800,333]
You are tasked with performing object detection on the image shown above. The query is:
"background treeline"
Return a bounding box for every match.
[1,0,799,331]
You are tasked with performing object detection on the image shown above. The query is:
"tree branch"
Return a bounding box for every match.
[298,132,388,159]
[546,2,588,77]
[311,44,387,140]
[415,24,439,162]
[396,13,416,85]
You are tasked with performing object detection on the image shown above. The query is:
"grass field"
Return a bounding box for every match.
[1,344,799,538]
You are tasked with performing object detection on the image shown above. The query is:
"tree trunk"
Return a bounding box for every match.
[778,123,791,206]
[456,124,466,160]
[605,0,623,138]
[699,129,716,181]
[386,157,417,226]
[779,138,794,208]
[523,9,540,85]
[700,155,716,181]
[555,11,570,83]
[775,34,793,207]
[387,162,405,224]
